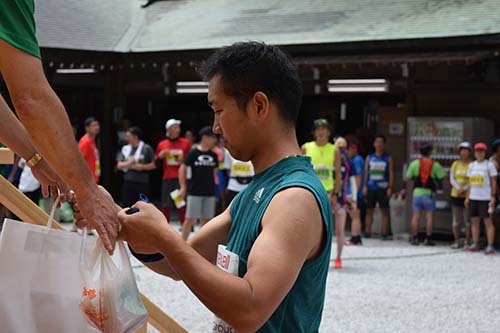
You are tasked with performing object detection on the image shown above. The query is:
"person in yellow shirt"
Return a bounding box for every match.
[301,119,336,193]
[449,142,472,249]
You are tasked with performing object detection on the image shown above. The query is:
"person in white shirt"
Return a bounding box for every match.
[465,142,497,254]
[224,149,254,205]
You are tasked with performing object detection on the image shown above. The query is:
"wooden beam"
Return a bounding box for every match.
[0,148,14,164]
[0,175,187,333]
[140,294,189,333]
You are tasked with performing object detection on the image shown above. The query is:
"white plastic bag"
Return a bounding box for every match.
[0,198,93,333]
[79,234,147,333]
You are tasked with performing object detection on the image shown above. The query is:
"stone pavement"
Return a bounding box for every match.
[134,236,500,333]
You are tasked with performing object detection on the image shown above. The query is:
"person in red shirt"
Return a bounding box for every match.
[156,119,192,223]
[78,117,101,183]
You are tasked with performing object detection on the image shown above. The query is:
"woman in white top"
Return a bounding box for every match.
[465,142,497,254]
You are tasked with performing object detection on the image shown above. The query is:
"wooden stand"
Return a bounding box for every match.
[0,148,14,164]
[0,173,188,333]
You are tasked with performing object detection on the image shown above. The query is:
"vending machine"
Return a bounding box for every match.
[405,117,494,235]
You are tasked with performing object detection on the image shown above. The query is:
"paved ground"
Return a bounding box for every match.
[134,232,500,333]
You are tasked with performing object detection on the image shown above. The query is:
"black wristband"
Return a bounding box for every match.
[128,244,164,263]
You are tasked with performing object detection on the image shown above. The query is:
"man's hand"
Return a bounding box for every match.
[464,198,470,208]
[178,187,187,200]
[458,188,466,196]
[363,186,368,197]
[76,186,121,254]
[158,149,169,159]
[386,188,392,198]
[31,159,72,202]
[118,201,172,254]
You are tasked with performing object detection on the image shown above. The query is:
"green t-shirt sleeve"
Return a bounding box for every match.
[432,162,446,180]
[406,160,418,179]
[0,0,41,58]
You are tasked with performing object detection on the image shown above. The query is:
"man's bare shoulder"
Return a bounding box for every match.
[261,187,324,257]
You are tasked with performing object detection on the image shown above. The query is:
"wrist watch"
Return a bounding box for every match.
[26,152,43,168]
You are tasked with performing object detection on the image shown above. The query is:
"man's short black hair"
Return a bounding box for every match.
[127,126,143,139]
[420,144,433,157]
[374,134,386,143]
[84,117,97,127]
[199,41,303,125]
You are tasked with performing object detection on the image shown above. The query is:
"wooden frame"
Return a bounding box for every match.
[0,148,14,164]
[0,174,188,333]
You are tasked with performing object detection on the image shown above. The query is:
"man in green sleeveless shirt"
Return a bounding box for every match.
[118,42,333,332]
[0,1,119,253]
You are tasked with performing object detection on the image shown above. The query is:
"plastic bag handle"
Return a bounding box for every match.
[45,195,62,231]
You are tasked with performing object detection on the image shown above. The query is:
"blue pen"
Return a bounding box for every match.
[126,193,151,214]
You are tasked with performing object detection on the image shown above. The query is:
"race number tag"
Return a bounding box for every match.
[212,245,239,333]
[166,149,183,165]
[232,163,252,176]
[470,174,485,186]
[314,163,331,181]
[369,161,386,180]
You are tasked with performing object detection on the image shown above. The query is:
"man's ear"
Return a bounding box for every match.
[252,91,270,119]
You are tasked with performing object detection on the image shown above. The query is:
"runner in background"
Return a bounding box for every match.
[465,142,497,254]
[78,117,101,183]
[116,126,156,207]
[333,137,358,268]
[156,119,192,224]
[224,148,254,205]
[449,142,472,249]
[406,144,446,246]
[363,134,393,240]
[346,138,364,245]
[301,118,336,196]
[179,126,218,240]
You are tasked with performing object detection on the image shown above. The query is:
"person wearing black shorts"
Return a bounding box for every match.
[465,142,497,254]
[363,135,393,240]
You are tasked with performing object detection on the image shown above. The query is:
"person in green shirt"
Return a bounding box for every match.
[0,1,119,253]
[114,42,333,333]
[406,144,446,245]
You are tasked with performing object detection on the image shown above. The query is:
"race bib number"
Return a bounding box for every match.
[232,163,252,176]
[165,149,183,166]
[369,161,386,181]
[212,245,239,333]
[314,164,331,181]
[470,174,485,186]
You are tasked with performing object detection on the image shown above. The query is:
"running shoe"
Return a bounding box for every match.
[334,258,342,269]
[450,240,462,249]
[345,236,363,245]
[465,243,480,252]
[423,237,435,246]
[410,235,419,246]
[381,234,393,241]
[484,245,495,255]
[362,232,371,238]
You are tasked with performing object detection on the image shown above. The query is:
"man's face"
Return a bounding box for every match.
[208,75,252,161]
[167,124,181,139]
[125,131,138,145]
[313,126,330,142]
[86,121,100,136]
[204,135,218,149]
[374,137,385,151]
